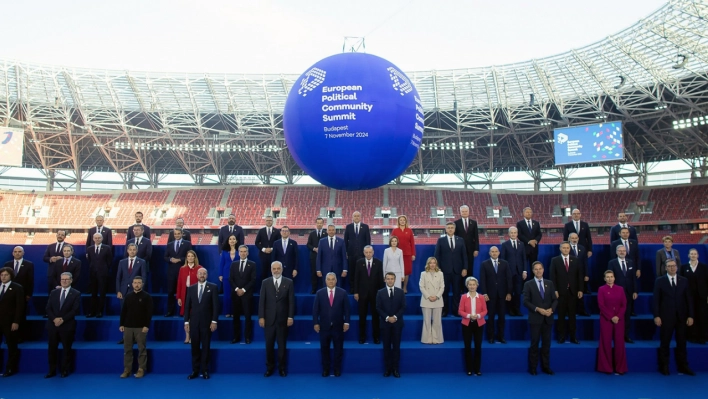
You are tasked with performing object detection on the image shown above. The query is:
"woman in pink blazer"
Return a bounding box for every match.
[459,276,488,376]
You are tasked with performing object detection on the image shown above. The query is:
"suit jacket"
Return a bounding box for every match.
[229,259,257,294]
[653,274,694,324]
[680,262,708,300]
[126,224,151,242]
[0,282,25,326]
[500,239,526,277]
[454,218,480,259]
[45,287,81,331]
[272,238,299,273]
[516,219,542,255]
[86,244,113,276]
[353,257,384,296]
[419,271,445,309]
[43,242,67,264]
[255,227,281,253]
[164,239,193,265]
[316,236,348,275]
[608,258,637,294]
[656,248,682,277]
[568,243,588,279]
[168,229,192,243]
[126,236,153,262]
[116,257,145,296]
[523,278,558,325]
[433,235,468,274]
[312,286,351,329]
[479,258,513,299]
[343,223,371,258]
[48,257,82,289]
[458,292,487,326]
[183,282,220,330]
[218,225,244,251]
[610,239,640,268]
[3,260,34,298]
[258,277,295,327]
[562,220,592,250]
[86,226,113,249]
[549,255,583,295]
[376,286,405,327]
[307,229,327,261]
[609,224,638,243]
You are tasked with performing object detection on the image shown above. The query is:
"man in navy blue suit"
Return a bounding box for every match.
[501,227,526,316]
[516,207,542,265]
[126,225,152,261]
[218,214,244,253]
[126,211,151,242]
[479,246,512,344]
[272,226,299,280]
[434,222,468,316]
[376,272,405,378]
[344,211,371,293]
[255,216,281,280]
[313,273,350,377]
[184,268,219,380]
[609,212,638,243]
[562,209,593,258]
[654,259,695,376]
[610,227,641,279]
[608,244,638,343]
[86,233,113,318]
[164,228,193,317]
[568,233,590,316]
[45,272,81,378]
[48,245,81,292]
[317,225,348,287]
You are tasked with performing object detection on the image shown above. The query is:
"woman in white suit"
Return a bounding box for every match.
[420,257,445,344]
[383,236,405,289]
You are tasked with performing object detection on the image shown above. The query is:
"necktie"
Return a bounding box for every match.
[267,228,271,240]
[449,237,454,250]
[240,261,245,273]
[14,261,19,274]
[56,243,60,253]
[624,240,629,253]
[330,238,334,250]
[464,219,468,232]
[329,289,334,306]
[389,287,394,299]
[621,260,626,276]
[229,226,233,233]
[572,245,577,256]
[63,258,68,272]
[283,239,287,253]
[198,284,204,303]
[137,238,140,247]
[317,230,321,238]
[493,260,498,273]
[95,245,99,254]
[0,284,5,300]
[512,240,517,250]
[564,257,569,272]
[575,221,579,232]
[60,289,66,309]
[275,279,279,291]
[355,224,359,235]
[528,220,532,231]
[129,258,133,274]
[538,280,545,299]
[174,240,179,252]
[671,277,676,288]
[367,261,371,277]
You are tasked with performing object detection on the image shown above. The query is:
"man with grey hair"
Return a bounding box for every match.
[86,215,113,249]
[45,272,81,378]
[501,227,526,316]
[517,207,542,265]
[568,232,590,317]
[608,244,638,343]
[479,246,512,343]
[344,211,371,293]
[455,205,480,274]
[259,261,295,377]
[87,232,113,318]
[168,217,192,243]
[563,209,592,258]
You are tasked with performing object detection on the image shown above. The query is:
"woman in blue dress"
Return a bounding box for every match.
[219,235,239,317]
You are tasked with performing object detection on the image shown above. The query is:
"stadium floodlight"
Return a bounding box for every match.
[654,102,667,110]
[673,116,706,129]
[540,119,552,126]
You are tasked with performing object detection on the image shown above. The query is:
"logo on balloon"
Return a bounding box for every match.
[284,53,423,191]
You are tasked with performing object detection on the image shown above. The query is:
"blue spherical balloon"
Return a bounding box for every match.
[284,53,423,191]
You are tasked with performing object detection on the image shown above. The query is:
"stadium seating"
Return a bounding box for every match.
[0,192,36,225]
[335,188,382,225]
[640,185,708,222]
[112,191,170,227]
[497,193,562,226]
[389,188,437,226]
[162,188,224,226]
[568,190,642,224]
[279,186,330,226]
[440,190,492,222]
[34,194,112,226]
[225,186,278,226]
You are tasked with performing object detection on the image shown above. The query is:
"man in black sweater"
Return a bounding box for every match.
[119,276,153,378]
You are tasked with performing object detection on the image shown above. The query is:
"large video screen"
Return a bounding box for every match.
[553,121,623,166]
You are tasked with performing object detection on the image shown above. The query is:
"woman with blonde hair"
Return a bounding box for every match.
[391,215,416,293]
[420,257,444,344]
[177,250,204,343]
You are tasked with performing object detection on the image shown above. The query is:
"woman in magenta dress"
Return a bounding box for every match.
[597,270,628,375]
[391,215,416,294]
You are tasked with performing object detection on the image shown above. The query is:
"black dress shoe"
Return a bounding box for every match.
[334,370,341,377]
[558,337,566,344]
[117,339,124,344]
[631,312,637,317]
[359,339,365,344]
[202,372,210,379]
[322,370,330,377]
[679,368,696,376]
[374,339,381,344]
[660,367,670,376]
[279,369,287,377]
[570,337,580,344]
[542,368,554,375]
[487,339,495,344]
[393,370,400,378]
[45,371,56,378]
[96,312,103,318]
[383,370,391,377]
[61,371,69,378]
[86,313,95,318]
[264,369,274,377]
[231,339,240,344]
[2,370,15,377]
[624,338,634,344]
[466,371,473,376]
[475,372,482,376]
[578,312,590,316]
[164,312,174,317]
[529,369,537,376]
[497,338,507,344]
[245,339,251,344]
[188,371,199,380]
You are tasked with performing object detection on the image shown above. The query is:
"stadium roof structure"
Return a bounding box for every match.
[0,0,707,188]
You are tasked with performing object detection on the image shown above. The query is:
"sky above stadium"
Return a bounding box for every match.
[4,0,668,74]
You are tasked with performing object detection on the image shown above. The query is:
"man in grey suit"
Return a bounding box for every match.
[259,261,295,377]
[523,261,558,376]
[434,222,468,316]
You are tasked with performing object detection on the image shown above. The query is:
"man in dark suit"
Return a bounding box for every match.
[524,261,558,375]
[682,249,708,344]
[125,225,152,263]
[259,261,295,377]
[455,205,480,272]
[317,225,348,287]
[434,222,468,316]
[568,233,590,316]
[255,216,280,281]
[85,215,113,249]
[126,211,151,242]
[218,214,244,253]
[229,245,257,344]
[45,271,81,378]
[549,242,583,344]
[501,227,526,316]
[609,212,638,243]
[48,244,81,292]
[184,268,219,380]
[376,272,405,378]
[479,246,512,344]
[272,226,299,280]
[0,267,25,377]
[4,246,34,309]
[164,228,193,317]
[610,227,641,279]
[43,230,68,295]
[116,244,146,305]
[354,245,384,344]
[344,211,371,293]
[307,218,326,293]
[608,245,638,343]
[517,207,542,265]
[86,233,113,318]
[562,209,593,258]
[167,217,192,243]
[654,259,695,376]
[313,273,351,377]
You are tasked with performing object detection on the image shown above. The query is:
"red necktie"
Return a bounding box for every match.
[63,258,68,272]
[329,289,334,306]
[564,257,569,272]
[129,259,133,274]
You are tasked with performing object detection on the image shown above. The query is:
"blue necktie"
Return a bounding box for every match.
[538,280,544,299]
[494,260,498,273]
[198,284,204,303]
[60,289,67,309]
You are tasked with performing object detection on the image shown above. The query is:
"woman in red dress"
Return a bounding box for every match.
[177,250,205,343]
[391,215,416,293]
